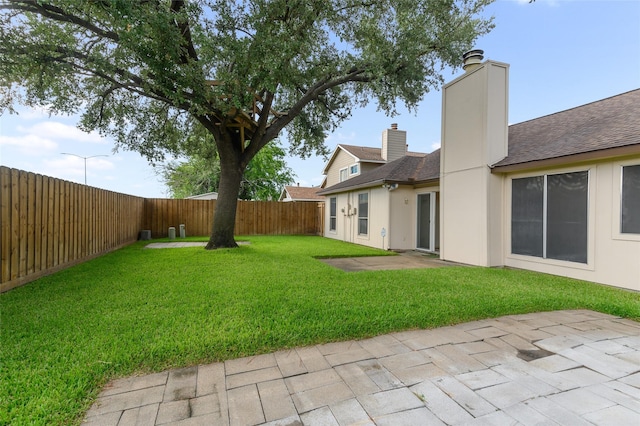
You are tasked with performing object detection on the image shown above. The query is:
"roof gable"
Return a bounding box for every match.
[318,150,440,195]
[322,144,383,175]
[280,185,323,201]
[322,143,425,174]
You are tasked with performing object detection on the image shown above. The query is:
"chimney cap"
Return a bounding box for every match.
[462,49,484,71]
[391,123,398,130]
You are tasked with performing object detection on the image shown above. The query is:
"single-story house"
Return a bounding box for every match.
[279,185,324,202]
[318,53,640,292]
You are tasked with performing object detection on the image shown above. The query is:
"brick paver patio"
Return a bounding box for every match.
[83,310,640,425]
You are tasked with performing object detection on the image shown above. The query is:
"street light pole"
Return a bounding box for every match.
[60,153,109,185]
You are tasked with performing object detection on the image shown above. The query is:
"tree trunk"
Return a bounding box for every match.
[206,143,244,249]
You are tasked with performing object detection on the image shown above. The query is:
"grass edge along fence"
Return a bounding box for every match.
[1,167,323,292]
[1,166,145,292]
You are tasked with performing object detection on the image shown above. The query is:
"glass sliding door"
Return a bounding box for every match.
[417,192,438,251]
[511,171,588,264]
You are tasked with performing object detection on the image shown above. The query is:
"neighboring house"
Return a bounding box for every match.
[185,191,218,200]
[319,53,640,292]
[322,126,425,188]
[279,185,324,202]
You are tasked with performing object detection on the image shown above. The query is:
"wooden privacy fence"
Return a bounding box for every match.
[1,166,145,292]
[143,198,322,238]
[1,167,324,292]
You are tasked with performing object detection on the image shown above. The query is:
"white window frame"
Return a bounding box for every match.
[339,167,348,182]
[621,164,640,234]
[613,161,640,242]
[329,197,337,232]
[416,192,437,252]
[357,192,368,236]
[349,163,360,177]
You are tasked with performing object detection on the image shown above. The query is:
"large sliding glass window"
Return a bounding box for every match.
[621,165,640,234]
[546,172,588,262]
[358,193,368,235]
[329,197,337,232]
[511,176,544,257]
[511,171,588,264]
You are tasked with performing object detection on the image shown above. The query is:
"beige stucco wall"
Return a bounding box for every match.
[503,158,640,292]
[324,187,389,250]
[388,187,416,250]
[359,187,389,250]
[440,61,509,267]
[441,168,489,265]
[324,192,349,242]
[324,184,441,252]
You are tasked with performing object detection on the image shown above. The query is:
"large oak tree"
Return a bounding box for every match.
[0,0,494,248]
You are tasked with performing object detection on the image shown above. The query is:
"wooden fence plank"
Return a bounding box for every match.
[51,178,59,267]
[70,182,78,262]
[26,172,36,275]
[79,184,86,258]
[34,173,43,273]
[1,167,11,283]
[41,175,49,270]
[45,176,54,268]
[9,169,19,280]
[63,180,71,263]
[18,171,28,278]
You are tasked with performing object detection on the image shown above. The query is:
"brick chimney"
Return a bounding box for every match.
[382,123,407,162]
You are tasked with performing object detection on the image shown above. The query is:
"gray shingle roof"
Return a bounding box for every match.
[282,186,323,201]
[318,150,440,195]
[320,89,640,195]
[338,144,385,162]
[494,89,640,168]
[339,144,425,161]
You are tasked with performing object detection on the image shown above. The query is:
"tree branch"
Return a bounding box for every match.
[2,1,119,41]
[265,67,371,139]
[169,0,199,63]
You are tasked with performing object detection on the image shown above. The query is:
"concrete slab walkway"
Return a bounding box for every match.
[83,310,640,425]
[319,251,456,272]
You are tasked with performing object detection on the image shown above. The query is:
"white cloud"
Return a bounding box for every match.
[326,131,357,143]
[44,155,113,171]
[40,156,115,184]
[0,134,58,156]
[17,121,106,144]
[14,105,53,120]
[430,141,441,152]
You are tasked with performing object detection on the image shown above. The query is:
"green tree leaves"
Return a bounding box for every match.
[161,142,295,201]
[1,0,494,246]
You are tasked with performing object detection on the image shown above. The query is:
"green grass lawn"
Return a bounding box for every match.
[1,235,639,424]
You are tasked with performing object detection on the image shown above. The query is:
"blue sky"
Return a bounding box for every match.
[1,0,639,198]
